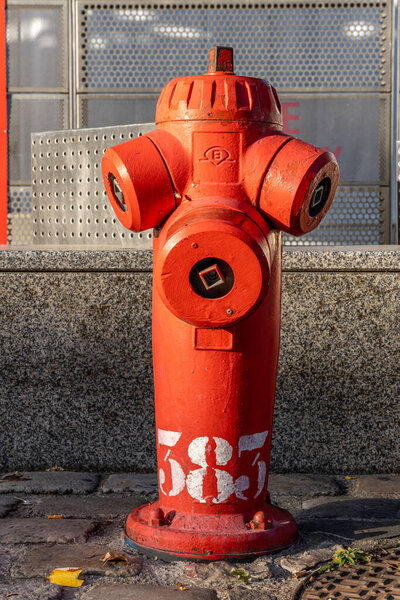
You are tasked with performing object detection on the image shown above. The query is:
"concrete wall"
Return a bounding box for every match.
[0,247,398,473]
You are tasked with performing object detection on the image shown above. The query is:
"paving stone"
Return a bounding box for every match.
[300,518,400,542]
[100,473,157,496]
[0,495,19,516]
[17,543,142,578]
[81,584,218,599]
[0,471,99,494]
[227,591,278,600]
[0,581,62,599]
[355,475,400,497]
[280,545,339,574]
[0,518,99,544]
[269,474,341,497]
[14,494,143,519]
[0,546,20,576]
[182,561,233,586]
[249,558,276,580]
[301,496,400,520]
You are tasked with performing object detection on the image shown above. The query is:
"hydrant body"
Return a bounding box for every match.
[102,47,339,561]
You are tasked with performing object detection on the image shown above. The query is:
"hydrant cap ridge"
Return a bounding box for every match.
[156,47,283,126]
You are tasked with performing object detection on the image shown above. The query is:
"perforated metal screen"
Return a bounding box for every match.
[8,186,33,245]
[78,0,390,93]
[284,186,389,246]
[32,124,154,246]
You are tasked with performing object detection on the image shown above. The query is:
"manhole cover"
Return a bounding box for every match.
[296,547,400,600]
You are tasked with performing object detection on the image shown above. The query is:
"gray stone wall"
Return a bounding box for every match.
[0,246,398,473]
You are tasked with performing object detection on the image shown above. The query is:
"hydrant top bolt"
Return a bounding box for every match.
[227,308,234,315]
[208,46,234,74]
[191,242,198,249]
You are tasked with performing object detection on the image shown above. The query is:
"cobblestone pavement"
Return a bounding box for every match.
[1,472,400,599]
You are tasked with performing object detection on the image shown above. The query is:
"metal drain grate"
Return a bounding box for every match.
[296,547,400,600]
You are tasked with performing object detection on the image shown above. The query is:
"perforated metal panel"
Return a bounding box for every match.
[8,186,33,245]
[284,186,390,245]
[77,0,391,93]
[7,0,68,92]
[31,124,154,246]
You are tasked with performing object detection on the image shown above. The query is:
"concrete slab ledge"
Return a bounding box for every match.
[0,245,398,272]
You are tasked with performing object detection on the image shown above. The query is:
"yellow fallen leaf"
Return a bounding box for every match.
[48,514,64,519]
[100,552,129,565]
[48,568,84,587]
[292,569,307,578]
[345,476,357,480]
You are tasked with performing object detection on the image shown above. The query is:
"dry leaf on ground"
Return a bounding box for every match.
[1,472,30,482]
[48,568,84,587]
[47,514,64,519]
[100,552,129,565]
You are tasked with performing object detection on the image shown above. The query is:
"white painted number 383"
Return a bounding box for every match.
[158,429,268,504]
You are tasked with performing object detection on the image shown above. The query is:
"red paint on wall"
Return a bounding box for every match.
[282,102,300,135]
[0,0,7,245]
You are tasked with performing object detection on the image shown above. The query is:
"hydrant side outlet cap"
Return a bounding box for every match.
[101,135,176,232]
[156,47,282,127]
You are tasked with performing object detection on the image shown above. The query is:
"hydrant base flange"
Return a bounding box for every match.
[124,501,298,561]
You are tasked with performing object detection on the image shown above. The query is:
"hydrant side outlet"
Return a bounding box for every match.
[102,46,339,561]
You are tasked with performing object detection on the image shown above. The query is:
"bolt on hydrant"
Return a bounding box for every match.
[102,47,339,561]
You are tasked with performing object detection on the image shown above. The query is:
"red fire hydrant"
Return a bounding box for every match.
[102,47,339,561]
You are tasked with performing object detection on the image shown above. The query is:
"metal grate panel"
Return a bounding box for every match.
[7,0,68,92]
[283,186,390,246]
[77,0,390,93]
[31,123,154,246]
[8,186,33,245]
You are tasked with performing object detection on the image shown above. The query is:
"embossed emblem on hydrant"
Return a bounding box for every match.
[102,46,340,561]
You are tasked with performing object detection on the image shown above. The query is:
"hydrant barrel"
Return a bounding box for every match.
[102,46,339,561]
